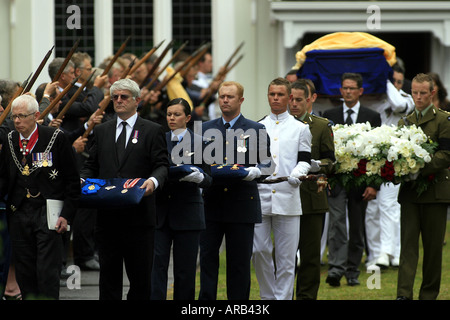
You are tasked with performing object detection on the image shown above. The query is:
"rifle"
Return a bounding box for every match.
[139,40,175,88]
[179,42,212,78]
[144,40,189,91]
[151,48,203,93]
[259,174,328,193]
[199,53,244,107]
[23,46,55,93]
[129,40,165,76]
[100,36,131,77]
[55,71,95,120]
[0,73,33,125]
[52,38,81,82]
[38,76,80,120]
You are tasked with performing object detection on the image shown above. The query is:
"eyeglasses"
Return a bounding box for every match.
[112,94,132,101]
[342,87,360,91]
[10,112,35,120]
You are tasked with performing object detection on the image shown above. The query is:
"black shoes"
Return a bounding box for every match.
[325,275,341,287]
[347,278,360,286]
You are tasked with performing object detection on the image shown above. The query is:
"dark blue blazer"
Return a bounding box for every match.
[201,115,272,224]
[155,129,212,231]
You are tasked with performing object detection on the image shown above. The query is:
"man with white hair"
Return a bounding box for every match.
[0,94,80,300]
[81,78,169,300]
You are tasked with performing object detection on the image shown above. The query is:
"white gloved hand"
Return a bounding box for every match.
[310,159,322,173]
[243,167,261,181]
[179,167,204,184]
[287,176,301,186]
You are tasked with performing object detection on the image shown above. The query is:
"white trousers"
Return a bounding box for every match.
[365,183,401,262]
[252,214,300,300]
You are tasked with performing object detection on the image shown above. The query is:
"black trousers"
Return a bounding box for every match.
[9,200,63,300]
[199,221,254,300]
[96,223,155,300]
[151,223,201,300]
[296,212,325,300]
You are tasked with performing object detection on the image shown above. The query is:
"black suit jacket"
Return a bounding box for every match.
[323,104,381,127]
[58,86,104,132]
[80,115,169,227]
[155,129,212,231]
[201,115,272,224]
[0,125,80,222]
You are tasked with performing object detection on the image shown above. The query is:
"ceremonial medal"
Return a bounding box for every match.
[132,130,139,144]
[237,139,247,153]
[88,185,96,191]
[121,178,141,194]
[42,160,48,167]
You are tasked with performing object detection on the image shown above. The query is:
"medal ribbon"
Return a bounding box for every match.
[123,178,141,190]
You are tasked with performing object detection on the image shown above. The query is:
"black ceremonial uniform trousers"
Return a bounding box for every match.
[8,173,63,300]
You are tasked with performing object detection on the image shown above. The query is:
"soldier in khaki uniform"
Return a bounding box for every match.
[397,73,450,300]
[289,80,335,300]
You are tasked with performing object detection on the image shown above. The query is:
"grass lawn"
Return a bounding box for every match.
[168,221,450,300]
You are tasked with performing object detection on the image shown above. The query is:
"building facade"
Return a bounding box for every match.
[1,1,450,120]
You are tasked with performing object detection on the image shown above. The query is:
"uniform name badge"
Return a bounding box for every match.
[132,130,139,144]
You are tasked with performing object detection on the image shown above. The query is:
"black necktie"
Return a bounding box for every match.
[345,109,354,125]
[116,122,127,160]
[224,122,230,130]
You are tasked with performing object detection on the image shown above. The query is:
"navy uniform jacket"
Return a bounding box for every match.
[201,115,272,224]
[80,115,169,227]
[155,129,212,231]
[0,125,80,223]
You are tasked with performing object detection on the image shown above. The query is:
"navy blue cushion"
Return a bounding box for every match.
[169,164,205,181]
[210,164,249,182]
[80,178,146,208]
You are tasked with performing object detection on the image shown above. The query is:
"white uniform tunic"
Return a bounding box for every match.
[257,111,311,216]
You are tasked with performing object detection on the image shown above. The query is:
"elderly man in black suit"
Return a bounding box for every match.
[323,73,381,287]
[81,78,169,300]
[0,94,80,300]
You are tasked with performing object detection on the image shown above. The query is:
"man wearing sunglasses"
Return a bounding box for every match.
[81,78,169,300]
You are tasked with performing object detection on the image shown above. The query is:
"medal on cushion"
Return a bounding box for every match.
[121,178,141,194]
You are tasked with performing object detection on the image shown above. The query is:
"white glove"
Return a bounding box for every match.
[243,167,261,181]
[287,176,301,187]
[310,159,322,173]
[179,167,204,184]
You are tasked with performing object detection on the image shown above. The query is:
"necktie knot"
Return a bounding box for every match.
[224,122,231,129]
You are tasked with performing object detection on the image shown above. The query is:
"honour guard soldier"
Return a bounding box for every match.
[396,73,450,300]
[199,81,273,300]
[253,78,312,300]
[0,95,80,299]
[151,98,212,300]
[289,80,335,300]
